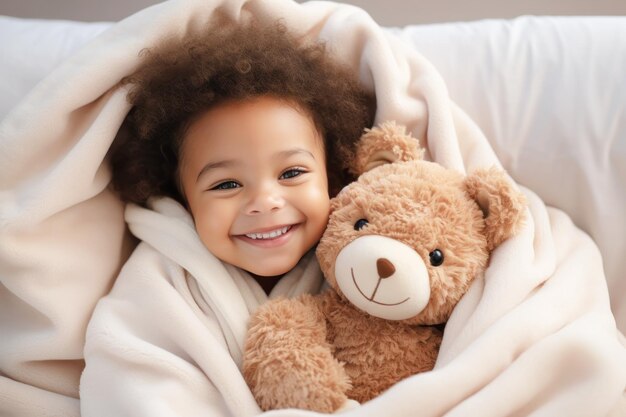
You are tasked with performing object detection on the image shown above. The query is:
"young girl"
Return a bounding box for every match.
[108,19,375,293]
[80,19,374,415]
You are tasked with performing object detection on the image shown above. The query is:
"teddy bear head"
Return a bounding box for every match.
[316,122,526,326]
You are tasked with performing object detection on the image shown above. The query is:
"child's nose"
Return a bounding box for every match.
[244,183,285,215]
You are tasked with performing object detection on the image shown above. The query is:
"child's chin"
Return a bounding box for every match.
[251,261,299,278]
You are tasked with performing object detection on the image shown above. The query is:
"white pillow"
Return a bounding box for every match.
[391,16,626,332]
[1,15,624,332]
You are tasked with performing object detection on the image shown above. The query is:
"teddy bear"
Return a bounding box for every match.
[242,121,527,413]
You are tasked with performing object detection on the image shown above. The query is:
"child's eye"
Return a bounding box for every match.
[210,180,240,191]
[280,168,306,180]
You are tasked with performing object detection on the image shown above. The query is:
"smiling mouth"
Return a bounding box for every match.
[244,225,292,240]
[351,268,410,306]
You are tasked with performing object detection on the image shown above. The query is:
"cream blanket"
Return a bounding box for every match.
[0,0,624,416]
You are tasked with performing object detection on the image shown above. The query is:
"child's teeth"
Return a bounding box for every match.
[246,226,290,240]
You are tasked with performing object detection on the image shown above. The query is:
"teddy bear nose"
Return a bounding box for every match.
[376,258,396,279]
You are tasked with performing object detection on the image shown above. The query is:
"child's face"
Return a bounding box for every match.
[179,96,330,277]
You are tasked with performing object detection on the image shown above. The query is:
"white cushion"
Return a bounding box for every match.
[0,16,111,119]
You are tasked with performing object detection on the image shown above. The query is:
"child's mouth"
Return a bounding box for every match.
[244,225,292,240]
[237,224,298,247]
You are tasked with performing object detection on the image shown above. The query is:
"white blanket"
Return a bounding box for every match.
[0,0,624,416]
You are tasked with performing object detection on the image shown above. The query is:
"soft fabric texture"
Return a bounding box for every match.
[0,16,111,120]
[0,2,624,417]
[1,14,626,332]
[391,18,626,332]
[2,15,625,330]
[85,198,325,416]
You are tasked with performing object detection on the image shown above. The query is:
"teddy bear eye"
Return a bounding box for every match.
[429,249,444,266]
[354,218,369,231]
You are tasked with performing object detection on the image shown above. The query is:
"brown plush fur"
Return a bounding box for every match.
[244,295,351,412]
[243,121,526,412]
[317,291,441,403]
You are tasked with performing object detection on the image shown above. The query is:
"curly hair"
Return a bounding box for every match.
[108,19,376,206]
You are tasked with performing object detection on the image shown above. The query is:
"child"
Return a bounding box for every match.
[80,19,374,416]
[108,19,375,293]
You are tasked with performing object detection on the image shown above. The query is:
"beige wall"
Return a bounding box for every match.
[1,0,625,25]
[343,0,626,26]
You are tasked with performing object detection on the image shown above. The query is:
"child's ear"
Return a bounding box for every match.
[350,121,424,177]
[465,167,527,251]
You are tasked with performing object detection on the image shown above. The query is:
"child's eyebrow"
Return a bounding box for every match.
[196,160,236,182]
[274,148,316,161]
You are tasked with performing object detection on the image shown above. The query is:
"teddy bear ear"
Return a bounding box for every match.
[350,121,425,177]
[464,167,527,251]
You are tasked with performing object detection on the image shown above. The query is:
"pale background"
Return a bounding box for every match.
[1,0,625,25]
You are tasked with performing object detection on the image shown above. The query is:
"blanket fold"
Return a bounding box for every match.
[1,0,624,416]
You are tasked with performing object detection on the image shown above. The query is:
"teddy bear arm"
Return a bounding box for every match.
[243,295,351,413]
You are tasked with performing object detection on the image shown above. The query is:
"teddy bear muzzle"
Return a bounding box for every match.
[334,235,431,320]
